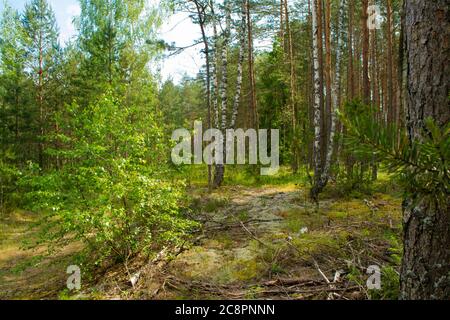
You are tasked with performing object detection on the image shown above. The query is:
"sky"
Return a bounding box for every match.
[0,0,202,83]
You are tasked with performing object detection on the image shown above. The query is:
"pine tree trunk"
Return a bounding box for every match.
[386,0,395,125]
[194,0,212,189]
[324,0,332,149]
[400,0,450,300]
[361,0,370,104]
[284,1,298,173]
[347,0,355,100]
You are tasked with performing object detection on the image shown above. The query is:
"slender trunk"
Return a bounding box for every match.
[284,1,298,173]
[347,0,354,100]
[316,0,326,166]
[310,0,322,202]
[312,0,345,199]
[213,0,231,188]
[361,0,370,104]
[401,0,450,300]
[246,0,258,130]
[370,1,379,181]
[194,0,212,189]
[38,29,44,169]
[386,0,394,125]
[230,3,246,130]
[210,1,220,129]
[279,0,285,50]
[324,0,332,143]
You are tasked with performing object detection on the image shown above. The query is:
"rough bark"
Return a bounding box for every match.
[386,0,395,125]
[284,0,298,173]
[192,0,212,189]
[361,0,370,104]
[324,0,332,143]
[400,0,450,300]
[347,0,355,100]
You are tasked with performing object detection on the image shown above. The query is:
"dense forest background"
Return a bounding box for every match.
[0,0,448,300]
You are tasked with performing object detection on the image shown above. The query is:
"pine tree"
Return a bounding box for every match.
[22,0,60,169]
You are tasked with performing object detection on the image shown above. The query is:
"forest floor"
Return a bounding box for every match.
[0,171,403,300]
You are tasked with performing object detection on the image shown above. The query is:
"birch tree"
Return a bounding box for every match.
[310,0,322,202]
[311,0,345,200]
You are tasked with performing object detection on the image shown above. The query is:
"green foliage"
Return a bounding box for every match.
[368,266,400,300]
[0,149,20,211]
[21,93,197,264]
[340,102,449,206]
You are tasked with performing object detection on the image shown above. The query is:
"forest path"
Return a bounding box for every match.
[0,181,402,300]
[131,183,401,300]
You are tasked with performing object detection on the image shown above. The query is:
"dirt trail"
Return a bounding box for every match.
[0,184,402,300]
[131,184,401,300]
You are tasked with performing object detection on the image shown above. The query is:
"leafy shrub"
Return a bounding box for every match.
[0,149,19,211]
[21,93,197,265]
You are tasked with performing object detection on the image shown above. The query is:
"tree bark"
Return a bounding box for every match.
[213,0,231,188]
[361,0,370,104]
[400,0,450,300]
[246,0,258,130]
[230,2,247,130]
[193,0,212,189]
[386,0,395,125]
[310,0,322,202]
[347,0,355,100]
[284,0,298,173]
[311,0,345,200]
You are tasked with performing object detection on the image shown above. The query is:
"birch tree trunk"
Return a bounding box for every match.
[213,0,231,188]
[230,2,246,130]
[310,0,322,202]
[311,0,345,200]
[246,0,258,130]
[400,0,450,299]
[210,0,219,129]
[386,0,394,125]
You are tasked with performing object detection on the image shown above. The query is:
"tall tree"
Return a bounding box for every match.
[283,0,298,173]
[246,0,258,131]
[0,4,29,159]
[385,0,395,125]
[311,0,345,200]
[310,0,322,201]
[361,0,369,104]
[400,0,450,300]
[191,0,212,189]
[22,0,60,169]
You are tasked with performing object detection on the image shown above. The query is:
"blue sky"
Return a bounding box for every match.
[1,0,81,44]
[0,0,201,82]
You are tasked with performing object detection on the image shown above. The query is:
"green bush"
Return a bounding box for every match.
[0,149,19,212]
[21,93,197,265]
